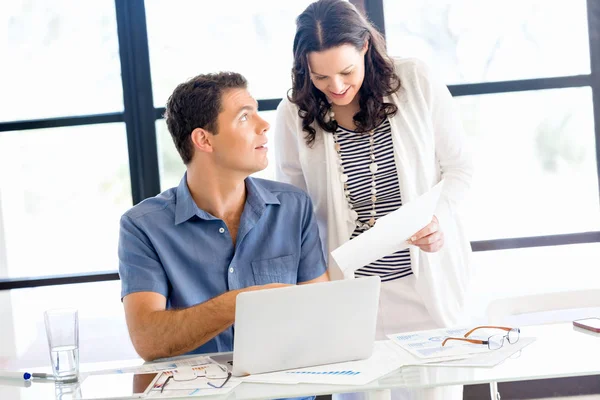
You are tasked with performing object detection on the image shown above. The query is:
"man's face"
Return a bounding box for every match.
[209,88,270,176]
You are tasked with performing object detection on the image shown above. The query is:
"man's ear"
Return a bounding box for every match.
[190,127,214,154]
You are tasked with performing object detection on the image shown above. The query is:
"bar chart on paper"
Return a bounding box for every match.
[285,370,361,376]
[243,342,402,385]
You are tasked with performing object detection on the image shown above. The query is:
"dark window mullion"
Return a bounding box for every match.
[151,74,592,121]
[449,74,592,96]
[588,0,600,205]
[0,113,124,132]
[0,271,120,291]
[471,232,600,252]
[350,0,386,37]
[2,231,600,291]
[115,0,160,205]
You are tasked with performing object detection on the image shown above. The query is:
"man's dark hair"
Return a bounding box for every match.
[290,0,401,146]
[164,72,248,164]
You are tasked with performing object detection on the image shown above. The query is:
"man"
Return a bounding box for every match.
[118,72,328,361]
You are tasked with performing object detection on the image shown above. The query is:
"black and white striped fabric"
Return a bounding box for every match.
[335,119,413,282]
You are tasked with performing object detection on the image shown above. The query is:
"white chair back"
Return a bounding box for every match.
[484,288,600,400]
[486,288,600,326]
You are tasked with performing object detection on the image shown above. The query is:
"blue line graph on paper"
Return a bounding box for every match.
[285,370,361,376]
[393,333,420,341]
[428,336,445,342]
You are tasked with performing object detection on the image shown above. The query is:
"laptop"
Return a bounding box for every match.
[230,276,381,376]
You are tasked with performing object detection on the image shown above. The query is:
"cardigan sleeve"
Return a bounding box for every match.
[414,60,474,231]
[274,97,309,193]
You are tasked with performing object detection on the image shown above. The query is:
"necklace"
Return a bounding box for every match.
[329,108,379,230]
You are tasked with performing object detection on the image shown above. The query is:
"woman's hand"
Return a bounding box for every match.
[407,215,444,253]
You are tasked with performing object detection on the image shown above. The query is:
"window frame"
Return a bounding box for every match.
[0,0,598,289]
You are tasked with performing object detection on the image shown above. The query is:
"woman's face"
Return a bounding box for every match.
[307,43,368,107]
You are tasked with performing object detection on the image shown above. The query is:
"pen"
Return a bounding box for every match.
[161,375,172,393]
[0,371,33,380]
[31,373,53,380]
[0,371,53,381]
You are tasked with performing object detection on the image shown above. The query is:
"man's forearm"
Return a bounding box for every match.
[133,290,238,361]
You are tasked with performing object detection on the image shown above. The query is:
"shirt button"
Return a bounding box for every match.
[219,227,225,234]
[229,267,234,273]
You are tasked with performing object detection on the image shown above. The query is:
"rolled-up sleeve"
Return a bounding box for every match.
[118,215,169,299]
[297,194,327,283]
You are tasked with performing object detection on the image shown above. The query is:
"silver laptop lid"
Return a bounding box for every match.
[232,276,381,376]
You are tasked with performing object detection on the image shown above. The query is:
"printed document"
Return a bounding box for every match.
[86,355,215,376]
[389,327,505,359]
[331,180,445,276]
[241,341,403,385]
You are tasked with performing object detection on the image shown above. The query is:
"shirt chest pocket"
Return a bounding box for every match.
[251,254,297,285]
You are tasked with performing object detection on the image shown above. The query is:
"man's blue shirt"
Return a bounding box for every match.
[118,174,327,354]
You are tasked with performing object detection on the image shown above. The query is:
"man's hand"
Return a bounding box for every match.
[123,283,294,361]
[407,215,444,253]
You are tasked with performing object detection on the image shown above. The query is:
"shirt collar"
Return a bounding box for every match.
[245,177,280,211]
[175,173,209,225]
[174,173,280,225]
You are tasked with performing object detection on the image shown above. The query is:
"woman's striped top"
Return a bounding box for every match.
[335,118,413,282]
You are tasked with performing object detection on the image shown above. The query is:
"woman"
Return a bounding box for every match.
[274,0,473,398]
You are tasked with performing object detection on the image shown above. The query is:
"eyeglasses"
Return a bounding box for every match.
[160,364,232,393]
[441,326,520,350]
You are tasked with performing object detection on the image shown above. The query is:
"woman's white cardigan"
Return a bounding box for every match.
[274,58,474,327]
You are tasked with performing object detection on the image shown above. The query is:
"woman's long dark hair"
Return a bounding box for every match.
[290,0,401,146]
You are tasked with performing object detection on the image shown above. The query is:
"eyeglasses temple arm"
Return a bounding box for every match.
[441,337,488,347]
[464,326,513,338]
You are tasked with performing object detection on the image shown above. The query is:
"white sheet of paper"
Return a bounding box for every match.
[388,326,527,360]
[421,337,536,368]
[241,340,468,386]
[331,180,445,276]
[241,341,403,385]
[86,356,214,375]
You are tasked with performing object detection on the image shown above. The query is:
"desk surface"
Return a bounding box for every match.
[2,322,599,399]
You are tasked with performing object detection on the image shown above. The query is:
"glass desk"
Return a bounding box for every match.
[2,322,599,399]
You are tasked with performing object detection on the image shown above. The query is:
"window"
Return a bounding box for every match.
[145,0,316,106]
[384,0,590,84]
[0,0,123,121]
[467,242,600,320]
[1,0,598,318]
[459,87,600,239]
[382,0,600,305]
[0,124,131,279]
